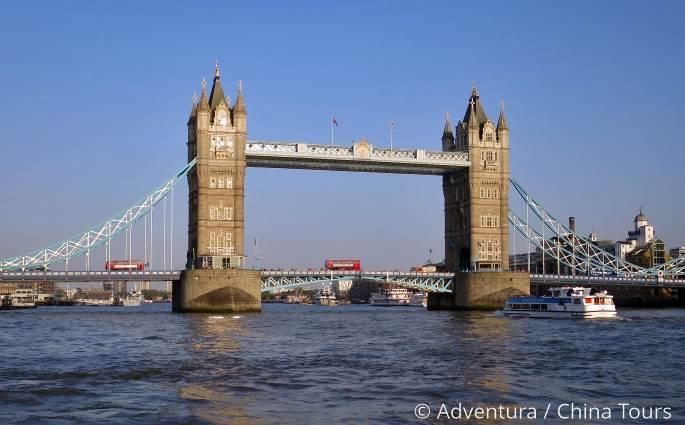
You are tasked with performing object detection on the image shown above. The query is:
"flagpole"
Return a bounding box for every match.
[390,122,394,151]
[330,115,334,146]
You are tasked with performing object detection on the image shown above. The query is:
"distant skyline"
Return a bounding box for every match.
[1,1,683,270]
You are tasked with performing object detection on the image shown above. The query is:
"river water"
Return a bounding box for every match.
[1,304,683,424]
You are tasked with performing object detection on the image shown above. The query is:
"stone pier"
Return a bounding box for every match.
[427,271,530,310]
[172,269,262,313]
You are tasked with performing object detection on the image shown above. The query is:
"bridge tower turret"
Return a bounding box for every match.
[174,63,261,313]
[441,112,455,151]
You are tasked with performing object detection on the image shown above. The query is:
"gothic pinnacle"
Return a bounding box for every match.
[443,111,454,139]
[497,100,508,131]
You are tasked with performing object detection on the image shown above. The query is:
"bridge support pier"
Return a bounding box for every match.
[427,271,530,310]
[172,269,262,313]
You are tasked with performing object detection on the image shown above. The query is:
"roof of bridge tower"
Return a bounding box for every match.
[234,80,245,112]
[442,111,454,139]
[188,92,197,121]
[462,85,489,128]
[198,78,209,110]
[468,98,479,130]
[209,62,227,110]
[497,101,508,131]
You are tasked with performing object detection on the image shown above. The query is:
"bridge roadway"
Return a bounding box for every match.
[245,141,470,175]
[0,270,456,293]
[1,270,683,291]
[529,274,685,288]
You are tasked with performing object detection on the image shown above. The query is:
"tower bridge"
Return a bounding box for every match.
[2,63,684,312]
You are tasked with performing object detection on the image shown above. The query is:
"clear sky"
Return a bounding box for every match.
[1,1,683,270]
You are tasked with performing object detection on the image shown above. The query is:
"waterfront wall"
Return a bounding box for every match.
[173,269,262,313]
[532,282,685,308]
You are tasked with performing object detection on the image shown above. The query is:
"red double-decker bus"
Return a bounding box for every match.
[325,259,361,271]
[105,260,145,271]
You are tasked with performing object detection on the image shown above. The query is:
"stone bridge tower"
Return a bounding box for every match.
[186,63,246,269]
[443,87,510,272]
[432,87,528,310]
[173,63,261,313]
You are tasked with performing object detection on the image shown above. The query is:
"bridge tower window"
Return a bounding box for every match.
[479,188,499,199]
[209,204,232,221]
[480,215,499,228]
[208,231,234,255]
[210,176,233,189]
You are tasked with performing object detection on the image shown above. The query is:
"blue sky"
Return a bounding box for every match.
[1,1,683,270]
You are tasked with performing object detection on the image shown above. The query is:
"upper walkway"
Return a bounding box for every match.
[245,140,470,175]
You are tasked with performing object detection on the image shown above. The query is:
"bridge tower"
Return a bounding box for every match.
[443,87,510,272]
[173,63,261,313]
[431,87,529,310]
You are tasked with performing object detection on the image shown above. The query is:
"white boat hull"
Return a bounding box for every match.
[502,309,617,319]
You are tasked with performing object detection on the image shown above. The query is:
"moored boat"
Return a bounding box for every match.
[314,286,337,306]
[370,287,410,306]
[502,287,617,319]
[122,290,145,307]
[10,289,37,309]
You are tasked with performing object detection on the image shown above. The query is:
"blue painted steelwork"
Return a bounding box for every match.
[509,177,685,278]
[260,270,454,293]
[0,159,196,272]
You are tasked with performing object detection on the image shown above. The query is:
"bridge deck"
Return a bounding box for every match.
[2,271,681,290]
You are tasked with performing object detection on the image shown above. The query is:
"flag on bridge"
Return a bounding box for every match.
[332,116,338,127]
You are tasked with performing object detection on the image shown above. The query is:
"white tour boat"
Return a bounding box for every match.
[314,285,338,306]
[122,290,145,307]
[370,287,411,306]
[10,289,37,309]
[502,287,617,319]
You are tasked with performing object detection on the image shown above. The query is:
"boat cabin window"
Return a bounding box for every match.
[521,304,530,310]
[584,297,593,304]
[573,298,581,304]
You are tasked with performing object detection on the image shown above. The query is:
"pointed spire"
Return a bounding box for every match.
[468,98,479,130]
[209,62,227,110]
[198,78,209,111]
[188,92,198,119]
[442,111,454,139]
[463,84,488,128]
[234,80,245,113]
[496,100,508,131]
